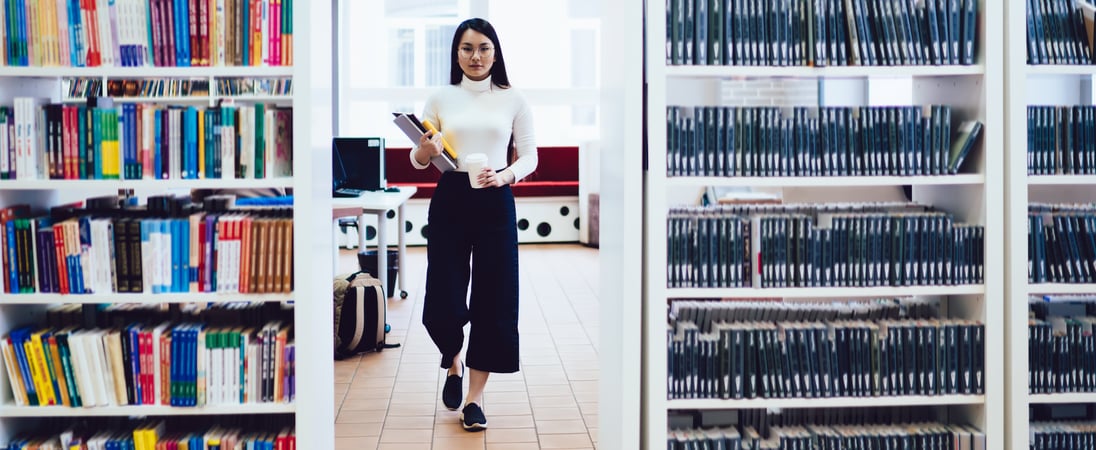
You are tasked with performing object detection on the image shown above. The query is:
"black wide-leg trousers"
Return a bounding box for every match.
[422,171,520,373]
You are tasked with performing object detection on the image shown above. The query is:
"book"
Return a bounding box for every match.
[391,112,457,172]
[947,120,982,174]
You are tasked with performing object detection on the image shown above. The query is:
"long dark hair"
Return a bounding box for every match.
[450,18,510,88]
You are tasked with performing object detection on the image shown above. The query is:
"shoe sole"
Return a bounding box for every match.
[458,413,487,432]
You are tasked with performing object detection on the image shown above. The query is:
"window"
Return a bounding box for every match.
[338,0,602,146]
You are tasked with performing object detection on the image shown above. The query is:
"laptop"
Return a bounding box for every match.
[332,137,386,197]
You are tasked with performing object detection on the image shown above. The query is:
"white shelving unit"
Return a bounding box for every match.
[0,3,326,446]
[1005,1,1096,448]
[645,1,1003,448]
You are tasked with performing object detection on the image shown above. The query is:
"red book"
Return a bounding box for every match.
[199,0,209,65]
[149,0,163,66]
[83,0,102,67]
[52,223,69,294]
[189,0,199,66]
[163,0,177,67]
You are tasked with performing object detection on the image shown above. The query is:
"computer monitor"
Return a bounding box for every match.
[333,137,386,191]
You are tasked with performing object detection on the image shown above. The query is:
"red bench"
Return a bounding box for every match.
[385,146,579,199]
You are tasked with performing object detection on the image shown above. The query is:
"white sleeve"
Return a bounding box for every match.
[408,94,442,170]
[505,92,538,181]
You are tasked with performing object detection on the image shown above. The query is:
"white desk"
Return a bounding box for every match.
[332,186,417,299]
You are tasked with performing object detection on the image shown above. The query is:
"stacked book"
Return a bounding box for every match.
[669,423,985,449]
[1027,0,1096,65]
[1028,105,1096,175]
[1031,422,1096,449]
[667,0,978,66]
[668,203,985,288]
[1,303,295,408]
[0,0,294,67]
[0,98,293,181]
[1028,204,1096,284]
[0,198,294,295]
[5,423,295,450]
[667,299,984,399]
[666,106,982,177]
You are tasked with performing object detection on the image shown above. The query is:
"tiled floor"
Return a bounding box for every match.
[334,243,600,450]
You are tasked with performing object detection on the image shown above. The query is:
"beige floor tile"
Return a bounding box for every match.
[577,402,598,416]
[526,384,573,397]
[565,370,599,381]
[432,435,485,450]
[483,381,527,392]
[589,428,598,444]
[387,402,437,416]
[393,382,439,393]
[539,433,593,449]
[376,444,432,450]
[486,443,539,450]
[435,422,471,437]
[390,392,439,404]
[340,398,390,411]
[483,391,530,404]
[383,415,436,429]
[335,436,378,450]
[569,381,598,394]
[337,409,388,424]
[530,395,579,409]
[379,428,433,443]
[485,415,537,429]
[335,422,383,437]
[484,427,539,443]
[484,402,533,416]
[537,420,588,435]
[583,413,599,428]
[533,406,583,421]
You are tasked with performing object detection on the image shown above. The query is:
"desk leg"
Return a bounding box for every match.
[332,218,340,273]
[376,211,389,298]
[397,203,407,299]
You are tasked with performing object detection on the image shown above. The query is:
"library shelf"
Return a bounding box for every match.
[1025,65,1096,76]
[1027,284,1096,295]
[0,66,294,79]
[0,293,294,305]
[665,65,986,79]
[667,286,985,299]
[666,395,986,410]
[1026,175,1096,185]
[1027,393,1096,404]
[0,403,296,418]
[665,175,985,188]
[0,178,295,190]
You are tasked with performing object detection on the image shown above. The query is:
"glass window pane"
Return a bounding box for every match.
[427,25,457,86]
[568,0,600,18]
[391,29,416,87]
[386,0,458,17]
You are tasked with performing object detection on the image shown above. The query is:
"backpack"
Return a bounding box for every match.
[333,271,399,359]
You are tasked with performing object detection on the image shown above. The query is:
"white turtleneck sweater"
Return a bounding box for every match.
[410,75,538,182]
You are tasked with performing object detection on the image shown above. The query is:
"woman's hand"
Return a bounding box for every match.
[414,131,444,165]
[477,167,513,188]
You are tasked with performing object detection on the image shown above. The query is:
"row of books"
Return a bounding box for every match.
[6,424,295,450]
[2,320,295,408]
[1,98,293,181]
[1028,105,1096,175]
[668,315,985,399]
[216,77,292,96]
[1,200,294,295]
[1027,0,1096,65]
[67,79,212,99]
[670,298,941,331]
[1027,204,1096,284]
[668,423,985,450]
[0,0,294,67]
[667,206,985,288]
[666,0,978,67]
[667,106,982,178]
[1029,313,1096,394]
[1032,422,1096,449]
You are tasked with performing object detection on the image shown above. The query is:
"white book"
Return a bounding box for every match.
[56,0,70,66]
[230,328,241,403]
[247,340,258,403]
[95,0,113,66]
[67,332,95,407]
[1,338,27,406]
[264,109,275,178]
[196,327,207,406]
[90,330,115,406]
[216,0,226,66]
[239,106,252,178]
[260,0,269,64]
[222,124,235,180]
[160,219,172,292]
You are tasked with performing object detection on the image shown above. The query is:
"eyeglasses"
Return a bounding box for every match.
[459,46,494,59]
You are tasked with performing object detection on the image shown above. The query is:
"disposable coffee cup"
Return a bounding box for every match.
[464,153,489,188]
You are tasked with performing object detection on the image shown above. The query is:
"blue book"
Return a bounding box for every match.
[118,107,127,179]
[163,219,173,293]
[92,109,102,179]
[185,107,198,179]
[241,0,250,64]
[127,325,142,404]
[170,326,180,406]
[176,0,190,66]
[17,0,27,65]
[154,111,163,179]
[5,220,18,293]
[9,328,38,405]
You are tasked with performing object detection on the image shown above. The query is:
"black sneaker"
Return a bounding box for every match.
[442,363,463,411]
[460,402,487,431]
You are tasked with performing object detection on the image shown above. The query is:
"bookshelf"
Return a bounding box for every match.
[646,0,1003,448]
[1005,0,1096,448]
[0,1,327,447]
